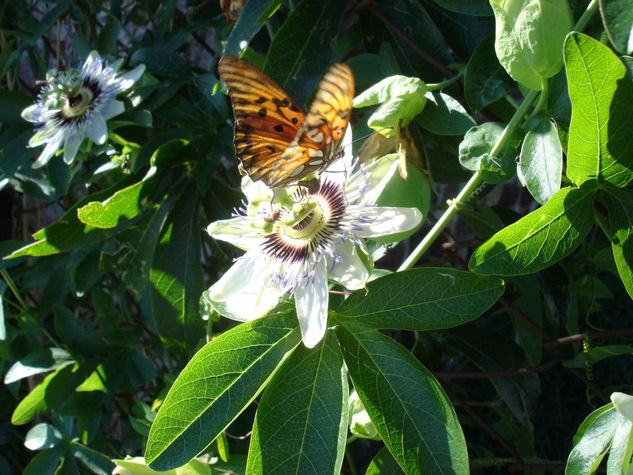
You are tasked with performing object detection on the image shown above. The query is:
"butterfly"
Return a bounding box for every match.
[218,55,354,189]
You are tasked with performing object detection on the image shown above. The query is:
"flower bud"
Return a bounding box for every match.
[349,390,380,440]
[490,0,573,90]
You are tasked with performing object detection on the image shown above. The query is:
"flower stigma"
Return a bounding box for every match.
[262,181,346,264]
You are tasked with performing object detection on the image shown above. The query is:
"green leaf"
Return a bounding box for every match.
[145,312,301,470]
[448,328,539,422]
[600,0,633,54]
[0,90,33,124]
[566,404,623,474]
[72,443,115,475]
[130,48,192,79]
[353,75,427,136]
[247,332,348,474]
[77,179,154,229]
[366,446,406,475]
[57,450,80,475]
[563,345,633,368]
[458,202,505,239]
[431,0,491,16]
[27,0,71,45]
[7,177,138,257]
[121,194,176,292]
[336,323,468,474]
[23,447,65,475]
[370,1,453,79]
[336,268,504,330]
[0,280,5,341]
[97,19,120,56]
[24,423,64,450]
[564,32,633,187]
[518,116,563,204]
[224,1,283,56]
[417,92,476,136]
[150,187,204,346]
[264,0,348,106]
[469,186,596,275]
[11,363,86,425]
[60,353,130,415]
[53,305,109,355]
[0,129,34,181]
[464,34,515,112]
[603,187,633,300]
[458,122,516,184]
[4,347,74,384]
[508,276,543,365]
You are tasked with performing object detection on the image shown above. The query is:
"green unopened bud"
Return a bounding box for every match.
[490,0,573,90]
[349,390,380,440]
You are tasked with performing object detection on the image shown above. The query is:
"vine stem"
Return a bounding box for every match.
[426,70,464,91]
[398,90,539,270]
[1,269,27,312]
[574,0,599,32]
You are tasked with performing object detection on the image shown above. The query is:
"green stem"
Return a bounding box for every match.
[398,171,481,270]
[524,79,548,125]
[398,89,539,270]
[426,70,464,91]
[1,269,27,312]
[344,445,358,475]
[574,0,599,32]
[1,268,62,346]
[504,95,520,110]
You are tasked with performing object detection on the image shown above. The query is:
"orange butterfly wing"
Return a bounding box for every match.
[280,63,354,185]
[218,55,354,188]
[218,55,305,186]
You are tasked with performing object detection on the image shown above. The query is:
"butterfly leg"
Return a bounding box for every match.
[300,178,320,195]
[264,195,279,222]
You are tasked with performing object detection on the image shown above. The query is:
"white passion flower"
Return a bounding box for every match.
[204,129,423,348]
[21,51,145,168]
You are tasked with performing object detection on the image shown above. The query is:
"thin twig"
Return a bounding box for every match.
[435,356,561,379]
[544,328,633,350]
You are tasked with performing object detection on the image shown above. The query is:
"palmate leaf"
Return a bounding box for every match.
[247,332,348,474]
[145,311,301,471]
[564,32,633,188]
[336,321,468,474]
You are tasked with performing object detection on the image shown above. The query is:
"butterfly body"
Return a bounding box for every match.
[218,55,354,188]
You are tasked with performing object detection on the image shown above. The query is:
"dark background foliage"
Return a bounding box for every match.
[1,0,631,473]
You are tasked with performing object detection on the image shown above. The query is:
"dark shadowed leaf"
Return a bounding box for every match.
[150,186,204,346]
[264,0,347,106]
